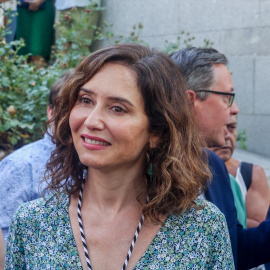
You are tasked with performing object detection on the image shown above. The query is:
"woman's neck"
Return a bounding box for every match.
[81,167,147,216]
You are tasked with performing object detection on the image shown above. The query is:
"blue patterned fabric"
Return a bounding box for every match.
[55,0,92,10]
[0,133,54,241]
[5,193,234,269]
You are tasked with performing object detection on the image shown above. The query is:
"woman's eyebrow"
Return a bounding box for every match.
[80,88,134,107]
[80,88,94,94]
[107,96,134,107]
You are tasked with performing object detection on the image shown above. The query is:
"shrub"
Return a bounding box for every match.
[0,37,61,152]
[0,3,104,157]
[0,5,219,159]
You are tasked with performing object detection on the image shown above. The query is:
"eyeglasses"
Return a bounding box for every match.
[194,90,235,107]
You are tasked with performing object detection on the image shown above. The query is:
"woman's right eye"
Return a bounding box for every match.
[80,97,92,104]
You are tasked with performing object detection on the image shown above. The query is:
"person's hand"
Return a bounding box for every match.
[24,0,45,11]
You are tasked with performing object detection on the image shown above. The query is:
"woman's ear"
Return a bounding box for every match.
[149,134,160,149]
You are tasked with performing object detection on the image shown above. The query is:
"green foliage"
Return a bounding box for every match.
[163,31,195,54]
[163,32,215,54]
[0,3,104,153]
[116,23,149,46]
[237,128,248,150]
[52,2,104,68]
[0,5,218,156]
[203,39,214,48]
[97,22,149,48]
[0,36,61,150]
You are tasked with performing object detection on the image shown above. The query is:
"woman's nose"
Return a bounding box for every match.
[83,107,105,130]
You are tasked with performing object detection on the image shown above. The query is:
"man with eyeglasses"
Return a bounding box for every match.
[193,90,235,106]
[171,47,270,270]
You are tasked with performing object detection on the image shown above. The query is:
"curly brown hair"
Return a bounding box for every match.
[45,43,210,224]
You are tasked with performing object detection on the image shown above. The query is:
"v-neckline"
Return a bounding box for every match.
[63,194,171,269]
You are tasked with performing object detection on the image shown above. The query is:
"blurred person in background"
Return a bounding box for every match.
[210,114,270,270]
[171,47,270,269]
[16,0,54,66]
[210,114,270,229]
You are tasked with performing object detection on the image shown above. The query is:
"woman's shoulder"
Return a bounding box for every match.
[162,200,230,255]
[6,193,80,269]
[195,198,225,216]
[169,199,226,228]
[8,193,70,244]
[136,199,233,269]
[194,198,226,221]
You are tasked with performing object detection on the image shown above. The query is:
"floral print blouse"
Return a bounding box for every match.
[5,193,234,269]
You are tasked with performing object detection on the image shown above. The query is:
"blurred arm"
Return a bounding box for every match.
[246,165,270,228]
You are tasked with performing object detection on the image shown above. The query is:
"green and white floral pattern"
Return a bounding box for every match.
[5,194,234,269]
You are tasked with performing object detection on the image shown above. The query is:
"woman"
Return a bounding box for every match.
[5,44,234,269]
[16,0,54,65]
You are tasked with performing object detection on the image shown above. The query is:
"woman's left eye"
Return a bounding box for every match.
[112,106,126,113]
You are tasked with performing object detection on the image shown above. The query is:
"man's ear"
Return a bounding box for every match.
[47,105,53,120]
[186,89,197,105]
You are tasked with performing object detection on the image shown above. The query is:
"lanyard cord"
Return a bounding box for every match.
[77,179,146,270]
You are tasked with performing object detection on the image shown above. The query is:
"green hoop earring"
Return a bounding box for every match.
[148,162,153,180]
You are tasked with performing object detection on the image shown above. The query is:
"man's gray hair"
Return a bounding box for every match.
[170,47,228,100]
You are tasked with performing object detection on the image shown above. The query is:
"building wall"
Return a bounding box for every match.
[100,0,270,157]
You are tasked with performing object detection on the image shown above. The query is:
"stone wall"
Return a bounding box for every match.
[100,0,270,157]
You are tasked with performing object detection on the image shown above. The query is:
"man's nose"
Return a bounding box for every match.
[230,101,239,116]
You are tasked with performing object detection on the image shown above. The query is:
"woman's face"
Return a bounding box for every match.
[69,62,156,172]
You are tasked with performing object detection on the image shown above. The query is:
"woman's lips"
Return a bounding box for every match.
[84,137,110,146]
[81,135,111,150]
